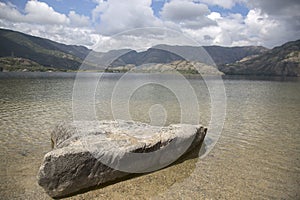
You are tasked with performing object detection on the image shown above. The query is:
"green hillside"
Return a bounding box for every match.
[0,57,68,72]
[0,28,90,70]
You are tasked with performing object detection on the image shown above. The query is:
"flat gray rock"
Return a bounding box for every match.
[37,120,207,198]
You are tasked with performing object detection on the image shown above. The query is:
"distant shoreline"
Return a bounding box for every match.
[0,71,299,82]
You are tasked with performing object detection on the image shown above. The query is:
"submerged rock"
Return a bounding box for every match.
[37,120,207,198]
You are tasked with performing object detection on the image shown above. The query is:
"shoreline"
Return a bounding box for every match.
[0,71,299,81]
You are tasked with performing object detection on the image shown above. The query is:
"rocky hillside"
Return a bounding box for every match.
[106,60,223,75]
[219,40,300,76]
[204,45,268,65]
[0,28,90,70]
[154,44,268,66]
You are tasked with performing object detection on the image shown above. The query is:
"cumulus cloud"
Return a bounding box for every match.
[0,0,95,47]
[244,8,299,47]
[68,11,90,27]
[24,0,69,24]
[0,2,23,23]
[161,0,210,21]
[196,0,246,9]
[160,0,216,29]
[0,0,92,27]
[244,10,277,40]
[193,13,270,46]
[247,0,300,17]
[246,0,300,44]
[178,0,300,48]
[0,0,69,25]
[182,9,280,47]
[92,0,162,35]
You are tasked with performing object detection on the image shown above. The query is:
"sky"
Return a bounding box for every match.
[0,0,299,50]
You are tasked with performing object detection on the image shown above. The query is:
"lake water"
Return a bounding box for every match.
[0,72,299,199]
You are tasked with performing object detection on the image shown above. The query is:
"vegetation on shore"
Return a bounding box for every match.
[0,57,70,72]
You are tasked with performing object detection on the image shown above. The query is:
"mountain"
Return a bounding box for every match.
[152,44,268,66]
[204,46,268,65]
[0,28,90,70]
[109,48,185,67]
[109,44,267,68]
[219,40,300,76]
[2,28,298,76]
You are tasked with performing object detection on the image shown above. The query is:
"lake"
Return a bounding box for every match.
[0,72,299,199]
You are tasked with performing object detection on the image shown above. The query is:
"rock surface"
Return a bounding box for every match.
[37,120,207,198]
[106,60,224,75]
[219,39,300,76]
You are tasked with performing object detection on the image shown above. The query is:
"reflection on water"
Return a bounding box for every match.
[0,72,299,199]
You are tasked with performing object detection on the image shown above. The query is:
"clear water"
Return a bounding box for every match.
[0,72,299,199]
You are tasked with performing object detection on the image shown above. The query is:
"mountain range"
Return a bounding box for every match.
[0,28,299,76]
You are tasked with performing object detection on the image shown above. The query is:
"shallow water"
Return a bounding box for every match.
[0,72,299,199]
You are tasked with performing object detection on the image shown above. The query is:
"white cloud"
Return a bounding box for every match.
[68,11,90,27]
[24,0,69,24]
[245,9,277,38]
[212,13,245,45]
[0,1,69,25]
[92,0,162,35]
[246,0,300,45]
[160,0,216,29]
[196,0,246,9]
[0,2,25,23]
[247,0,300,17]
[207,12,222,20]
[181,4,299,48]
[0,0,91,26]
[0,0,95,47]
[161,0,210,21]
[244,9,291,47]
[92,0,107,22]
[183,26,222,45]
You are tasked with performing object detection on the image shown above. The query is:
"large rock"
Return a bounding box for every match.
[37,120,207,198]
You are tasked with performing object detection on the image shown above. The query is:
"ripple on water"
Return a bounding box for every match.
[0,75,300,199]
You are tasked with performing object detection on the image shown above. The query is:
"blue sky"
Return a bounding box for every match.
[209,4,249,16]
[0,0,299,49]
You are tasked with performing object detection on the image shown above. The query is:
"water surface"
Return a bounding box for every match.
[0,72,299,199]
